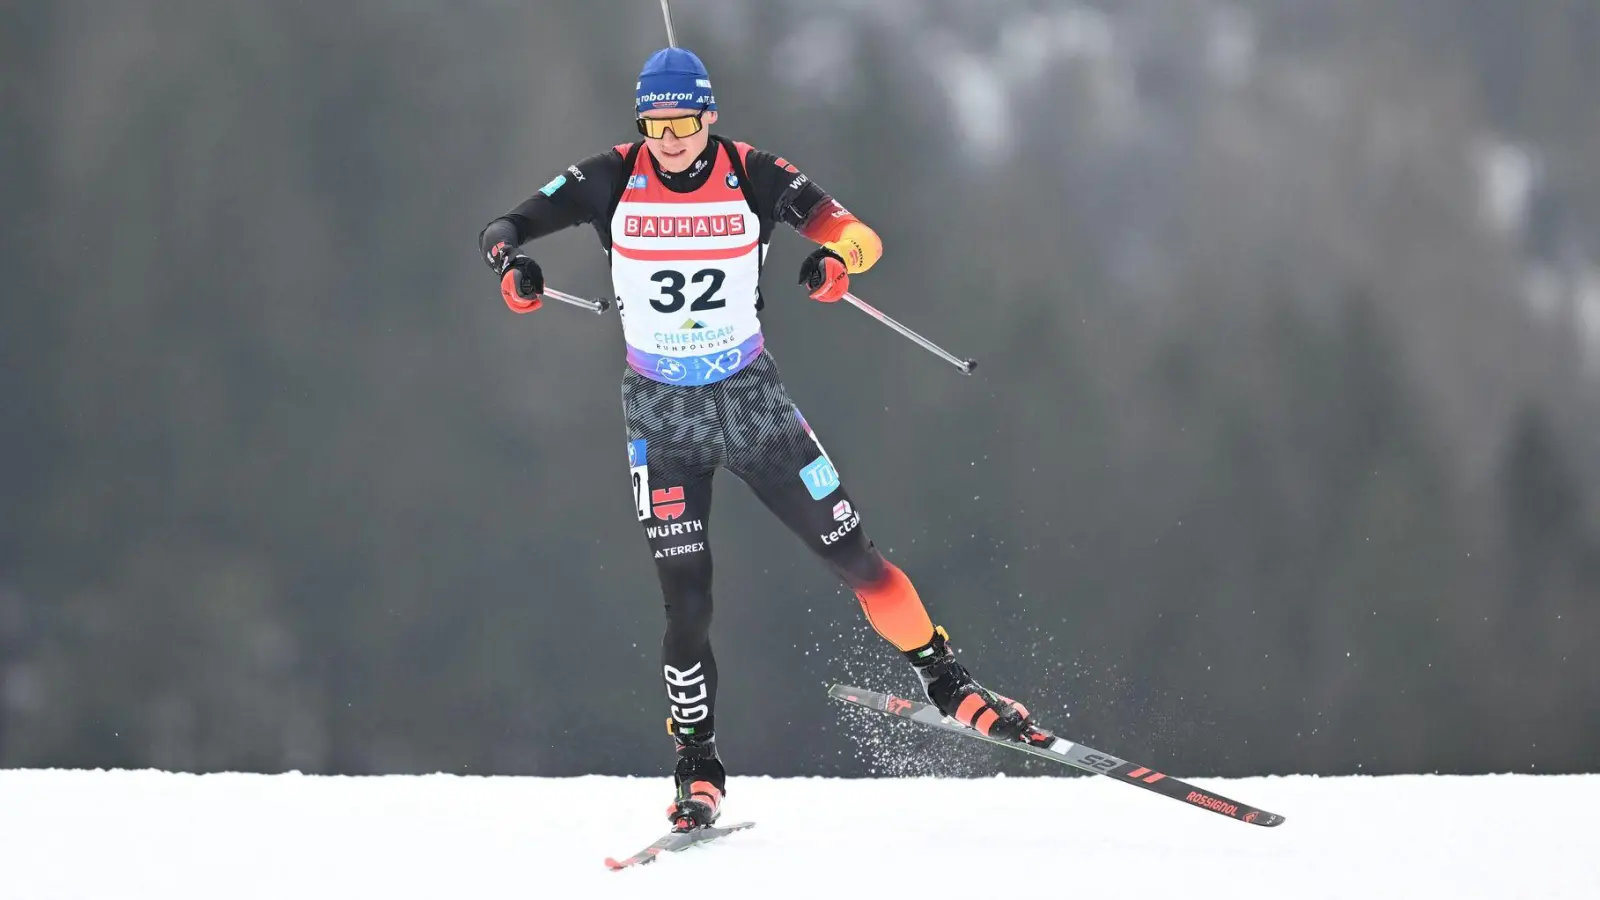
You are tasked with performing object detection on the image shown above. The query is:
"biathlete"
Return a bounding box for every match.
[478,46,1039,830]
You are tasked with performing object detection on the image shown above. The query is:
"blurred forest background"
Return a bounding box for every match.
[2,0,1598,778]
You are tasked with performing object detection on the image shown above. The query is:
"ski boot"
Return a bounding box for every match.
[665,721,725,832]
[904,626,1044,744]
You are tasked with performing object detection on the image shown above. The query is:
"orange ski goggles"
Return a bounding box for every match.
[636,111,706,140]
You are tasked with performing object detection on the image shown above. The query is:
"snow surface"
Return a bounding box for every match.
[1,770,1594,898]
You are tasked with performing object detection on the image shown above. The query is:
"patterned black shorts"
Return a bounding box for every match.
[621,351,867,566]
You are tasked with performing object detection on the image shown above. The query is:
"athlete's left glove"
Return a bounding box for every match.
[486,240,545,314]
[799,247,849,303]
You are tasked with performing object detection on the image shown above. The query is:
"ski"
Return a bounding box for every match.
[830,683,1285,828]
[604,821,756,870]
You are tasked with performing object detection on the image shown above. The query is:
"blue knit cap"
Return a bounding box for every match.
[636,47,716,114]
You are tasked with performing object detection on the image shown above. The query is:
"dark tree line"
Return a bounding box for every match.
[1,1,1596,777]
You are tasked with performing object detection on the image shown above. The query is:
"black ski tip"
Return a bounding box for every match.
[1245,810,1286,827]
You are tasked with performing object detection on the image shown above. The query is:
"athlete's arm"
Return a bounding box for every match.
[740,148,883,275]
[477,149,629,260]
[477,150,632,313]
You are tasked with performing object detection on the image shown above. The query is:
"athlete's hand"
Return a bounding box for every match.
[799,247,849,303]
[486,240,544,313]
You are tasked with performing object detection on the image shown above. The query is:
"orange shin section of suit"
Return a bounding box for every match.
[854,561,935,652]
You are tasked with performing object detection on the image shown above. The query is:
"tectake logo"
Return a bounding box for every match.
[821,504,861,545]
[832,500,853,522]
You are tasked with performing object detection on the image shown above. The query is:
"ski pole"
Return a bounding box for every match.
[659,0,677,47]
[840,292,977,375]
[543,286,611,314]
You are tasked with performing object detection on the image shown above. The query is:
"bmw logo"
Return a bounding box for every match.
[656,358,688,382]
[726,172,739,189]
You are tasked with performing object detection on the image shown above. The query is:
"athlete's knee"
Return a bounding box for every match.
[818,522,886,588]
[657,554,714,644]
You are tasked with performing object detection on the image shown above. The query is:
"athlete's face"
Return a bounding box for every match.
[641,107,717,173]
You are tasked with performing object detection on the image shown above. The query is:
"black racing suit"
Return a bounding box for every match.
[479,137,933,741]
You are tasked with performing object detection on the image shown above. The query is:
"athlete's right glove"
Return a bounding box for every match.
[486,240,545,314]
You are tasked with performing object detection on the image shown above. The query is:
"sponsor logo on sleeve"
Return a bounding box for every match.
[651,486,687,520]
[800,455,840,500]
[648,523,706,558]
[821,499,861,544]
